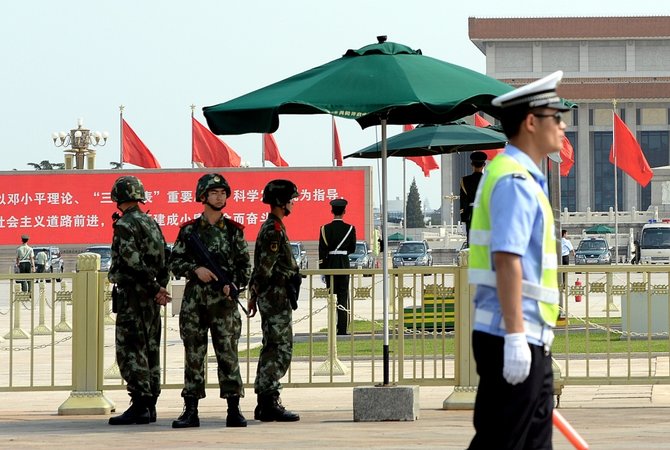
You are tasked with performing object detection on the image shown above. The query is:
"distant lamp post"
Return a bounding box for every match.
[443,193,459,234]
[52,118,108,169]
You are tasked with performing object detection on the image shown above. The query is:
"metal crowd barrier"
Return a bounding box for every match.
[2,253,670,414]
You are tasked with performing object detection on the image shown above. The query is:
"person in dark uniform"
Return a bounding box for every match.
[460,151,487,244]
[318,198,357,335]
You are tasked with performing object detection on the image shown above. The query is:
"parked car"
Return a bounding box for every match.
[349,240,374,269]
[392,240,433,268]
[32,246,64,275]
[290,242,309,270]
[78,245,112,271]
[575,237,612,265]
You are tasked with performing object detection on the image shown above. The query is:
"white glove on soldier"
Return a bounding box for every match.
[503,332,531,385]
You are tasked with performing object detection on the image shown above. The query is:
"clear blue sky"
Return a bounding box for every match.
[2,0,667,210]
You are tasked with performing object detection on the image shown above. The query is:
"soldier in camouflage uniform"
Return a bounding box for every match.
[247,179,301,422]
[170,173,251,429]
[108,176,171,426]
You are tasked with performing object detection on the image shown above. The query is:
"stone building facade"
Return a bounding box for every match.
[442,16,670,223]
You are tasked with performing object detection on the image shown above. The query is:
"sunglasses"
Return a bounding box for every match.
[532,111,563,125]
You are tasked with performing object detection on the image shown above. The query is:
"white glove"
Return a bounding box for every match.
[503,332,531,385]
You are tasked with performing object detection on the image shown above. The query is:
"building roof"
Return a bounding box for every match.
[469,16,670,52]
[499,77,670,101]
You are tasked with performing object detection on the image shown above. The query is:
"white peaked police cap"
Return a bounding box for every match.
[492,70,570,111]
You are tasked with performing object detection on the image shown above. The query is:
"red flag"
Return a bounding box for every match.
[332,117,343,167]
[263,134,288,167]
[473,114,504,160]
[192,117,241,167]
[122,119,161,169]
[559,136,574,177]
[609,112,653,187]
[402,124,439,177]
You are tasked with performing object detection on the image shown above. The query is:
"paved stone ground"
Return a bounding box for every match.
[2,385,670,449]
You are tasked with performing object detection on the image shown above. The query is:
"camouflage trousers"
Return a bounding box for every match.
[254,286,293,396]
[179,285,243,399]
[114,286,162,398]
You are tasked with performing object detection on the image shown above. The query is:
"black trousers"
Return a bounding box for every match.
[468,331,553,450]
[326,274,350,335]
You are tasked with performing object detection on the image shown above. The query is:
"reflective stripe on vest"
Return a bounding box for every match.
[468,154,559,326]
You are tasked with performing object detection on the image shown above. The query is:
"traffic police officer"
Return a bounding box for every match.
[467,71,570,449]
[459,150,487,244]
[247,179,301,423]
[318,198,357,335]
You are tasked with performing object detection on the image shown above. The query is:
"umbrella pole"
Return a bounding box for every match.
[381,118,390,386]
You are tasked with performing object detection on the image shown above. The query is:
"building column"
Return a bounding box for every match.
[576,102,591,211]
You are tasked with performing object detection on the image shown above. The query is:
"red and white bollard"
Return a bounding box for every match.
[574,278,583,302]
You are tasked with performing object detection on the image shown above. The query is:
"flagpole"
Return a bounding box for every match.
[119,105,124,169]
[191,104,195,169]
[613,99,619,264]
[332,117,335,167]
[262,135,265,168]
[403,158,407,240]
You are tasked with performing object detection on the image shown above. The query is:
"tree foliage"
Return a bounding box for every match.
[405,178,424,228]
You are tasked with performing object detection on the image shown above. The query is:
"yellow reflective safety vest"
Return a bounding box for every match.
[468,154,559,327]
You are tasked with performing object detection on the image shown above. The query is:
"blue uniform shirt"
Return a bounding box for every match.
[472,145,552,346]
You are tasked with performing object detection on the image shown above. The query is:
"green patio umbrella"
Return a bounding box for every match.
[585,224,615,234]
[203,38,512,134]
[345,122,507,159]
[203,36,513,386]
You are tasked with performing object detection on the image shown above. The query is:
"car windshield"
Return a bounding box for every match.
[398,243,425,253]
[353,243,366,255]
[87,247,111,258]
[33,248,49,255]
[578,240,607,251]
[640,228,670,249]
[290,244,300,258]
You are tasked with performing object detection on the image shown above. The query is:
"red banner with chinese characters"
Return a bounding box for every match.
[0,168,369,245]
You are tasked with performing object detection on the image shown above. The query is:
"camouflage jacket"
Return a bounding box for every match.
[108,205,169,296]
[170,214,251,290]
[251,213,298,293]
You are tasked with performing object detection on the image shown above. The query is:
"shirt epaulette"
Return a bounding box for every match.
[180,218,197,229]
[225,217,245,231]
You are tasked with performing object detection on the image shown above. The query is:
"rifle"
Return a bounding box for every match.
[186,231,248,315]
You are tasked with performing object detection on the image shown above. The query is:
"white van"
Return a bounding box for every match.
[636,221,670,264]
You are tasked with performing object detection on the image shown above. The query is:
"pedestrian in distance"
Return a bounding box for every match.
[247,179,301,423]
[467,71,570,449]
[35,250,48,274]
[561,229,575,287]
[170,173,251,428]
[318,198,356,335]
[460,150,487,245]
[107,176,171,426]
[15,234,34,293]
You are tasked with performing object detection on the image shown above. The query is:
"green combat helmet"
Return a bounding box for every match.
[262,179,298,206]
[111,176,146,204]
[196,173,231,200]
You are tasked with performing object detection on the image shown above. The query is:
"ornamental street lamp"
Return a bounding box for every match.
[52,118,108,169]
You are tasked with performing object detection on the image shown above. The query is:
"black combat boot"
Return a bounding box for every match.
[225,395,247,427]
[108,395,151,425]
[254,394,263,420]
[257,392,300,422]
[147,395,158,423]
[172,397,200,428]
